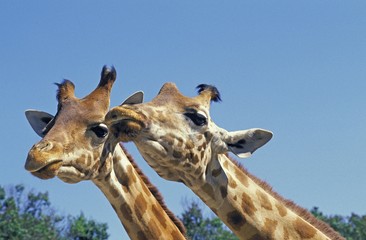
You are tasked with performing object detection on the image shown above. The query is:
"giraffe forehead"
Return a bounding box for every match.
[152,82,216,110]
[150,88,207,111]
[66,99,106,121]
[49,102,105,136]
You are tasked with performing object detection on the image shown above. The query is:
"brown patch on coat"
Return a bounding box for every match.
[191,153,200,164]
[263,218,278,238]
[256,190,273,211]
[227,211,246,231]
[127,165,137,183]
[235,166,249,188]
[228,176,238,189]
[241,192,257,216]
[109,185,119,199]
[276,203,287,217]
[134,193,148,220]
[223,160,229,169]
[117,169,130,191]
[147,219,163,238]
[120,202,133,223]
[76,155,86,165]
[293,218,317,239]
[152,203,168,228]
[185,140,194,149]
[173,150,183,159]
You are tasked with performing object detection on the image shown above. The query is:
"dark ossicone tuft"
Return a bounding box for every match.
[99,65,117,86]
[196,84,222,102]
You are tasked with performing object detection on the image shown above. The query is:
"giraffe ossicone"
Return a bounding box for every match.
[105,82,344,240]
[25,68,186,239]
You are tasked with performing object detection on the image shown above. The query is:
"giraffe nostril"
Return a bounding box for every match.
[36,141,53,152]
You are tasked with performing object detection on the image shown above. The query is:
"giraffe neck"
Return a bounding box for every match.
[184,154,343,240]
[92,144,186,240]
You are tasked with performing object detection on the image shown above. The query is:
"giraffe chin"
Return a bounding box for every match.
[57,166,87,184]
[30,161,62,180]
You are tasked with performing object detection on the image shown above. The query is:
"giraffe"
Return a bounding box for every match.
[105,82,344,240]
[25,68,186,240]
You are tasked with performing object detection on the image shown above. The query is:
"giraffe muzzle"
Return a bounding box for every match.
[25,141,63,179]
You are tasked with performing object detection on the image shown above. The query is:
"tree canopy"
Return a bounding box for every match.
[0,184,108,240]
[311,207,366,240]
[180,200,238,240]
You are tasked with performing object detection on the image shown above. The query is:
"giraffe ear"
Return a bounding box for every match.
[225,128,273,158]
[120,91,144,105]
[25,110,54,137]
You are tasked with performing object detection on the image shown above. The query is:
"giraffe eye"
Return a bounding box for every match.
[184,112,207,126]
[91,123,109,138]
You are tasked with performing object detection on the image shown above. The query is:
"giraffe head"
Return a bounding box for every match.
[106,82,272,182]
[25,66,139,183]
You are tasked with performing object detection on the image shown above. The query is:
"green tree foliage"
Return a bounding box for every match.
[311,207,366,240]
[0,185,108,240]
[67,213,109,240]
[180,200,238,240]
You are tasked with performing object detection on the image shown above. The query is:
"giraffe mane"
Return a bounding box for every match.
[119,143,187,236]
[227,154,344,240]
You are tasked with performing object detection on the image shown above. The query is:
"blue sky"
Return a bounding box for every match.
[1,1,366,239]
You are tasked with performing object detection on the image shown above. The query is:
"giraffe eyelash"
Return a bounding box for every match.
[184,111,207,126]
[90,123,109,138]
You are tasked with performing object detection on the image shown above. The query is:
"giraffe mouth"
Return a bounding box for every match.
[28,160,63,180]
